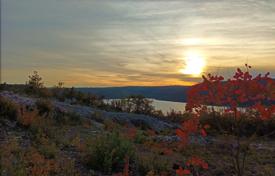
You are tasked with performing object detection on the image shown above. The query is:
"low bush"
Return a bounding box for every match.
[67,112,82,125]
[0,96,19,121]
[137,154,170,175]
[35,99,54,117]
[38,142,59,159]
[51,108,67,125]
[200,112,275,137]
[86,132,135,174]
[134,130,147,144]
[17,108,38,127]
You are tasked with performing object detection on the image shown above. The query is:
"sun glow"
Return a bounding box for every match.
[180,51,206,76]
[179,38,203,45]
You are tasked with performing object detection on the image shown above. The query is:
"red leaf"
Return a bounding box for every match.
[201,129,207,137]
[176,167,191,176]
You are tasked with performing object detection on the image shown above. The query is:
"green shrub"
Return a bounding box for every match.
[52,109,67,125]
[38,142,59,159]
[86,132,135,174]
[134,130,147,144]
[67,112,82,125]
[35,99,54,117]
[0,97,19,121]
[137,154,170,175]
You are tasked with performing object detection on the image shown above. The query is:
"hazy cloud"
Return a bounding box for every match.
[2,0,275,86]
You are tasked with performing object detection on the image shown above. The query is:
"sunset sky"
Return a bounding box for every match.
[2,0,275,87]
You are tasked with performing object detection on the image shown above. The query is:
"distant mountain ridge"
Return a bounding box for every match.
[77,86,190,102]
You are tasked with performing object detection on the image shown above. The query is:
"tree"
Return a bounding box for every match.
[176,65,275,176]
[25,71,47,96]
[111,95,155,114]
[27,71,44,89]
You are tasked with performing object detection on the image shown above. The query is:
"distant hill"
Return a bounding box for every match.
[77,86,190,102]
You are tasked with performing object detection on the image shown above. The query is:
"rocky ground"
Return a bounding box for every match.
[0,91,175,132]
[1,91,275,176]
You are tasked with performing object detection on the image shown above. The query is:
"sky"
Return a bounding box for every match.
[2,0,275,87]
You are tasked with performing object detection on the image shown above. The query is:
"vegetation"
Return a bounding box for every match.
[0,66,274,175]
[86,132,135,174]
[110,95,154,114]
[35,98,54,117]
[27,71,44,90]
[0,96,19,121]
[176,65,275,176]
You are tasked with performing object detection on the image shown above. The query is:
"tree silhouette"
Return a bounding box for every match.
[27,71,44,89]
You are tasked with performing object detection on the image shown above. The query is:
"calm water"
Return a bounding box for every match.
[152,99,242,114]
[151,99,187,114]
[104,99,186,114]
[105,99,229,114]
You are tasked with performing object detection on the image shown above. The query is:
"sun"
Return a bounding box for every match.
[180,51,205,76]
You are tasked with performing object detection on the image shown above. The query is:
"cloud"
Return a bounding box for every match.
[2,0,275,86]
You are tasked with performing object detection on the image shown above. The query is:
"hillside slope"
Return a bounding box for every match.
[0,91,176,132]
